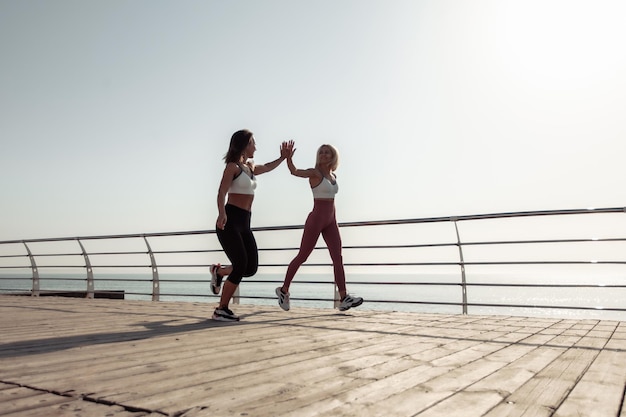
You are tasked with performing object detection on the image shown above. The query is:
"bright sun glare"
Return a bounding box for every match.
[495,1,626,90]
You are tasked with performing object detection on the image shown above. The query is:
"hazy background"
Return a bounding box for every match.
[2,0,625,241]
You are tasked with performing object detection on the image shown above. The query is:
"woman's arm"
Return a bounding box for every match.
[287,157,317,179]
[285,143,319,179]
[216,163,238,229]
[253,141,289,175]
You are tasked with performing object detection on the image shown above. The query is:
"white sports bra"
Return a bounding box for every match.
[311,176,338,199]
[228,164,257,195]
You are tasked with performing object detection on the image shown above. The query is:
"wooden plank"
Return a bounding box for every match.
[246,324,540,415]
[0,320,316,383]
[0,390,73,415]
[100,332,400,408]
[207,332,446,415]
[271,339,510,416]
[120,334,415,413]
[370,343,550,416]
[552,349,626,417]
[411,344,568,416]
[551,325,626,417]
[208,316,508,415]
[483,347,600,417]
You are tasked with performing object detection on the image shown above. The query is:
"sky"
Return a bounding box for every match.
[1,0,625,242]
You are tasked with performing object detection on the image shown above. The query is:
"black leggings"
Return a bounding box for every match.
[216,204,258,285]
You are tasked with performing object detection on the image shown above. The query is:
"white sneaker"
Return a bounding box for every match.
[276,287,290,311]
[339,294,363,311]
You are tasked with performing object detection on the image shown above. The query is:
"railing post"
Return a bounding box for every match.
[77,240,94,299]
[452,218,468,314]
[23,242,39,297]
[143,237,160,301]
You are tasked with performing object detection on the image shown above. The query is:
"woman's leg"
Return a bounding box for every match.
[216,207,249,309]
[241,226,258,278]
[216,232,247,308]
[282,211,323,292]
[219,280,239,309]
[321,219,347,297]
[216,265,233,276]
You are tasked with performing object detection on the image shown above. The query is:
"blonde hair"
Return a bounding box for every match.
[315,144,339,171]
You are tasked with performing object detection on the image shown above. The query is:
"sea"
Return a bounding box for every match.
[1,271,625,321]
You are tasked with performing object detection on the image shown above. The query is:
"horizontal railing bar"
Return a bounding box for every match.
[19,253,82,257]
[461,261,626,265]
[5,236,625,256]
[293,281,626,288]
[459,238,626,247]
[3,275,623,289]
[262,261,626,267]
[464,302,626,312]
[0,261,621,272]
[262,237,626,252]
[261,244,458,251]
[1,206,623,246]
[0,265,153,269]
[2,259,625,270]
[152,250,212,254]
[466,283,626,288]
[359,282,626,288]
[355,299,626,312]
[89,252,147,256]
[336,207,626,228]
[264,237,626,250]
[0,230,216,245]
[32,277,85,281]
[340,237,626,251]
[6,235,625,258]
[341,261,626,266]
[32,252,148,257]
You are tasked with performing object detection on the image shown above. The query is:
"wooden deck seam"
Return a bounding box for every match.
[0,380,167,416]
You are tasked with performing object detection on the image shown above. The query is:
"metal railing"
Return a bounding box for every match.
[1,207,625,319]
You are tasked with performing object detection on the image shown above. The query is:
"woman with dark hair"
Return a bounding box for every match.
[211,129,289,321]
[275,141,363,312]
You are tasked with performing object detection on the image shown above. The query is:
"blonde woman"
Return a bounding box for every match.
[276,141,363,312]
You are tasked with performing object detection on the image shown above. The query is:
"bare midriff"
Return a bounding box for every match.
[227,193,254,212]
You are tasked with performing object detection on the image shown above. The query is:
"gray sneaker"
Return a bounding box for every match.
[276,287,290,311]
[339,294,363,311]
[212,307,239,321]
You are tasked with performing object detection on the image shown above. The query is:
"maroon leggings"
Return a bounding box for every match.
[284,199,346,293]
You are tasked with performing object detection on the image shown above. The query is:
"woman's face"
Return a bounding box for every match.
[244,137,257,158]
[318,146,333,164]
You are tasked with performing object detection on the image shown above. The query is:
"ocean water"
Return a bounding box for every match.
[1,272,625,321]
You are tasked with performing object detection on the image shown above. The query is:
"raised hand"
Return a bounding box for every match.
[283,140,296,159]
[280,141,292,159]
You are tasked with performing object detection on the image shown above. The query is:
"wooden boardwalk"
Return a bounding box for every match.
[0,295,625,417]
